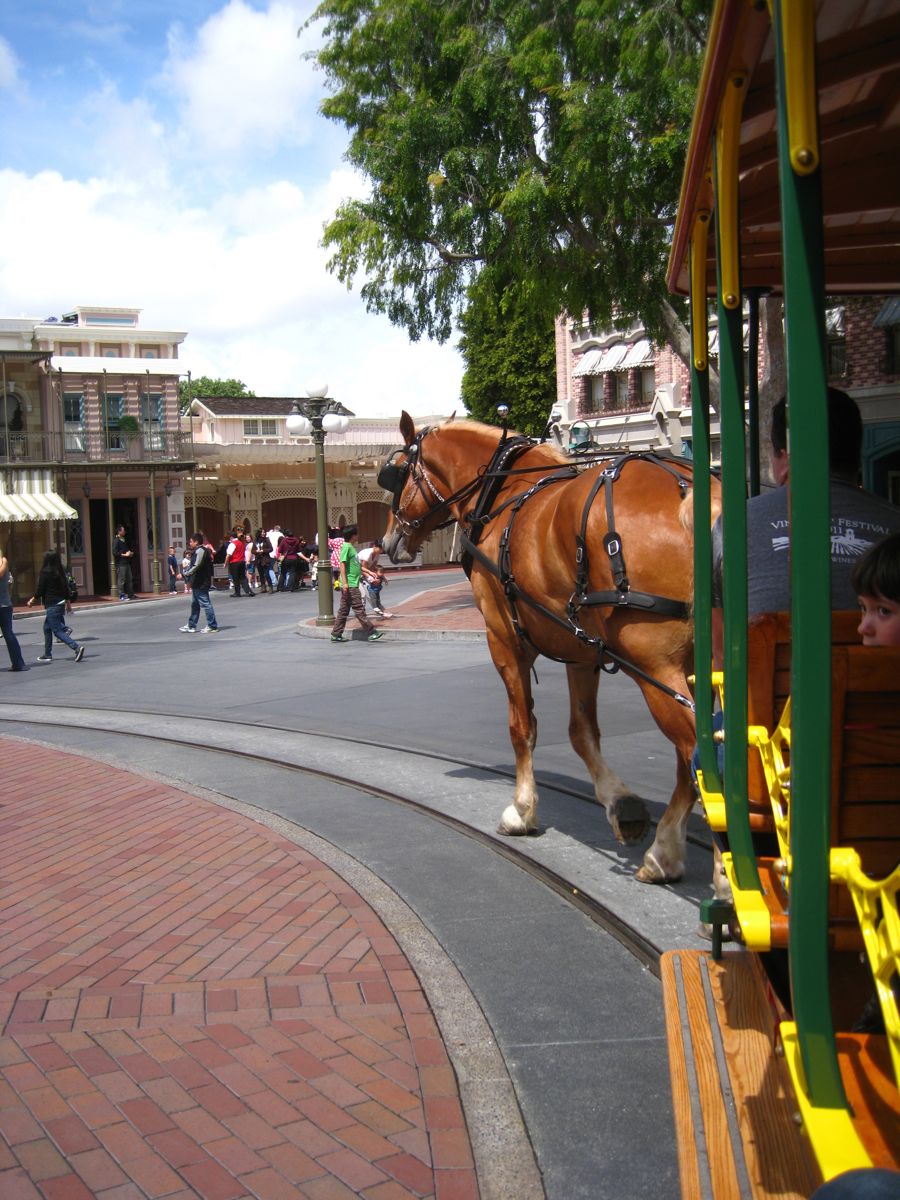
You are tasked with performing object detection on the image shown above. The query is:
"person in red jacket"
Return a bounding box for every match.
[226,526,254,598]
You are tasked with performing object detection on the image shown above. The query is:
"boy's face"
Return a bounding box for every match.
[857,592,900,646]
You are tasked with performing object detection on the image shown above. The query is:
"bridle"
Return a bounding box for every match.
[378,427,485,535]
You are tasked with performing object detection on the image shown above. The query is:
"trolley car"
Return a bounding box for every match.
[661,1,900,1196]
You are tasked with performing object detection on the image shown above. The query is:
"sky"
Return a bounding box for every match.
[0,0,464,420]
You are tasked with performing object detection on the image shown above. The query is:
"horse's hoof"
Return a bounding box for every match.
[635,849,683,885]
[497,804,536,836]
[608,793,650,845]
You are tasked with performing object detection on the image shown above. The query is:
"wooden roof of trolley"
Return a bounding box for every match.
[667,0,900,298]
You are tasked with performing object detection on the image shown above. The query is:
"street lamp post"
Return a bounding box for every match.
[285,383,349,626]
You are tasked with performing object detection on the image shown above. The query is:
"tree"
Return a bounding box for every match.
[307,0,710,378]
[459,279,558,435]
[179,376,255,414]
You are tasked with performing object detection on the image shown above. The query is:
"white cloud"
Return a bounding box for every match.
[0,36,19,89]
[164,1,322,162]
[0,165,463,417]
[0,3,464,418]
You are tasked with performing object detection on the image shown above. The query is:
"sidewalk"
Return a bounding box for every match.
[0,739,480,1200]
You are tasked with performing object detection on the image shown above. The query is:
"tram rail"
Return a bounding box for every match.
[0,701,714,976]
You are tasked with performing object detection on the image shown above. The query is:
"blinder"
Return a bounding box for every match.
[377,451,410,510]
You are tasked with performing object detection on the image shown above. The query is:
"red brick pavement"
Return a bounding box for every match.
[0,740,479,1199]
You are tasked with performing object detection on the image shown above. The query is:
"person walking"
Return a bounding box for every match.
[331,525,384,643]
[112,524,136,600]
[26,550,85,662]
[180,531,219,633]
[0,547,27,671]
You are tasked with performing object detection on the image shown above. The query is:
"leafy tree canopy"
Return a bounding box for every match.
[179,376,255,414]
[307,0,710,364]
[459,278,558,435]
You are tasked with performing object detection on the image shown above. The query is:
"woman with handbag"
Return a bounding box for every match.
[26,550,85,663]
[0,547,27,671]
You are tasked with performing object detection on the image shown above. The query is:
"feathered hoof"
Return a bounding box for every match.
[635,848,683,885]
[497,804,537,836]
[607,793,650,845]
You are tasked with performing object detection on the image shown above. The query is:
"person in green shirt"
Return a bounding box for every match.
[331,526,384,643]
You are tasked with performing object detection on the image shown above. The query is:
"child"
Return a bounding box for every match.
[365,564,392,618]
[167,546,179,593]
[181,548,192,593]
[850,532,900,646]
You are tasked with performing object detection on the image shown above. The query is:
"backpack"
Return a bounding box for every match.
[65,570,78,602]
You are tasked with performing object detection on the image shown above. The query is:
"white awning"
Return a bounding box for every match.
[0,492,77,522]
[620,338,654,370]
[597,343,628,371]
[572,348,604,377]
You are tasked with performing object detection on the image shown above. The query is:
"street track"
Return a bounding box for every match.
[0,701,713,974]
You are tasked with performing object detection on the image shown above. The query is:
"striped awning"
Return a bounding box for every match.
[620,338,654,370]
[572,349,604,377]
[0,492,77,522]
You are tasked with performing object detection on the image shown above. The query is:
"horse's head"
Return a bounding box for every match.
[379,410,468,562]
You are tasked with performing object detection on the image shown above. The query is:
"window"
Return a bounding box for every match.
[886,326,900,374]
[243,418,278,437]
[615,373,630,408]
[105,393,125,450]
[141,393,164,449]
[140,345,160,359]
[641,368,655,406]
[825,305,847,379]
[100,344,121,358]
[63,392,85,452]
[59,344,80,356]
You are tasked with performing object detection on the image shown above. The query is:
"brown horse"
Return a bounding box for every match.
[383,411,719,884]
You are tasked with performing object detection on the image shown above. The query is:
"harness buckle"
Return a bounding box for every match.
[606,536,621,558]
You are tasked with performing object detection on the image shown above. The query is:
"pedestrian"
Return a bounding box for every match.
[276,529,309,592]
[254,528,276,592]
[112,524,136,600]
[244,536,257,590]
[26,550,85,662]
[181,547,192,592]
[167,545,179,593]
[180,531,219,633]
[226,526,254,597]
[0,546,27,671]
[331,525,384,643]
[359,538,393,617]
[328,528,345,591]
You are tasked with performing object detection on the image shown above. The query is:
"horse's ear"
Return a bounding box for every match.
[447,410,456,422]
[400,410,416,446]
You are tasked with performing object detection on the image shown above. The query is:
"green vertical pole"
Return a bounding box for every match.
[713,110,761,895]
[773,0,844,1108]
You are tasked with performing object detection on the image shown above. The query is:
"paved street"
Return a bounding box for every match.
[1,570,706,1198]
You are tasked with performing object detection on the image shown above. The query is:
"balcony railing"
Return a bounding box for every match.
[0,429,195,466]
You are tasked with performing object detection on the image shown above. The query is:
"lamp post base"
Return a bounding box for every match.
[315,613,334,627]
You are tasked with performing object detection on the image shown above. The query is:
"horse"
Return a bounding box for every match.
[382,411,720,884]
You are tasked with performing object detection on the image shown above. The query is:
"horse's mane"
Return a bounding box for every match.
[430,418,568,467]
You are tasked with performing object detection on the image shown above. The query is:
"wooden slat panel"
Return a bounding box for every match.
[662,950,819,1199]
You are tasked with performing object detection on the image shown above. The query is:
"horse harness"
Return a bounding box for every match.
[380,431,696,710]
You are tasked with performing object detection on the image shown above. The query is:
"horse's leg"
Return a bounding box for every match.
[565,663,650,844]
[630,676,698,883]
[488,633,540,836]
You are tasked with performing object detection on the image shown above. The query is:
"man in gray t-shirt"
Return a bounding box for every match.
[712,389,900,640]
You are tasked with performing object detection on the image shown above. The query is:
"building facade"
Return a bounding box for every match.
[185,397,456,564]
[0,306,195,599]
[553,297,900,500]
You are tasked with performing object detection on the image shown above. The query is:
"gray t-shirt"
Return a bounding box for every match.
[712,480,900,615]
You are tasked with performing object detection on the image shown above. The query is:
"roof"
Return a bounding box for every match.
[668,0,900,296]
[191,396,356,419]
